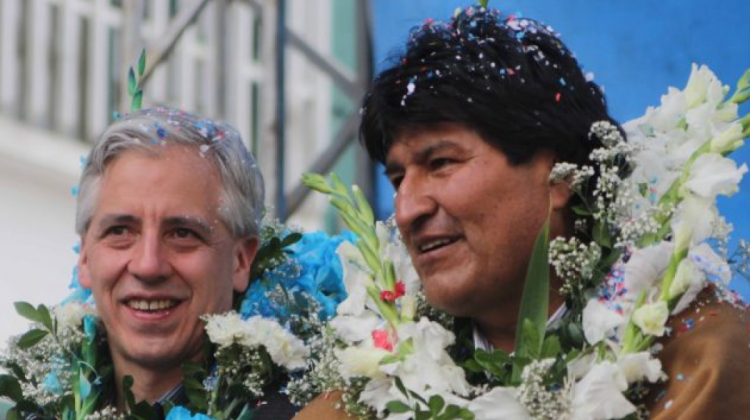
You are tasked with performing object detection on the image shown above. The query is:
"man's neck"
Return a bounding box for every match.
[474,284,566,353]
[114,359,185,411]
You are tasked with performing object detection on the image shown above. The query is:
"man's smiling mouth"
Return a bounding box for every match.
[126,299,179,312]
[418,237,459,253]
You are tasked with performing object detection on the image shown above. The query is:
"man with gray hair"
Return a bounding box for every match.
[75,107,298,419]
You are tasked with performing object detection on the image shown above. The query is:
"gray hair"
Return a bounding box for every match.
[76,107,265,238]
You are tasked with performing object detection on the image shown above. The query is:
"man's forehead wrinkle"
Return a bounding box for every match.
[98,214,138,227]
[96,213,214,230]
[386,138,462,174]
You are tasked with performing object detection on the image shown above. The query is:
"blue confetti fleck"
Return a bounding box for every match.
[677,374,685,380]
[71,186,79,197]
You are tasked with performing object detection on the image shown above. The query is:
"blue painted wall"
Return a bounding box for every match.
[371,0,750,297]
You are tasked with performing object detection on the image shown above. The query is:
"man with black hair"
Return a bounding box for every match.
[349,5,750,420]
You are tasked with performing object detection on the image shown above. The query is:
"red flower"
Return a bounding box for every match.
[379,281,406,302]
[372,329,393,351]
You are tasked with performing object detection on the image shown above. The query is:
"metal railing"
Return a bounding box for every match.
[0,0,373,224]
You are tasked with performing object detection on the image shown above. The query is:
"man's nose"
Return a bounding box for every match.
[394,174,437,235]
[128,232,172,282]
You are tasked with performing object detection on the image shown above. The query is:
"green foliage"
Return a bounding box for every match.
[16,329,48,350]
[128,48,147,111]
[388,378,475,420]
[249,231,302,281]
[513,218,550,370]
[0,375,23,402]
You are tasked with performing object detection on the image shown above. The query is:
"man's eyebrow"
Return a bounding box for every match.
[163,216,213,235]
[98,214,138,229]
[384,139,462,176]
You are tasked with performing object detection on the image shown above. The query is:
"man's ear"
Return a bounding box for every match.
[550,177,573,211]
[78,239,92,289]
[232,237,259,293]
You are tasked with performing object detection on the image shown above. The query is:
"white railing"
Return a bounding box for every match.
[0,0,279,144]
[0,0,347,225]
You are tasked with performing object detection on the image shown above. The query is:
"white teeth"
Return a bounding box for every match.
[419,238,453,252]
[127,299,177,311]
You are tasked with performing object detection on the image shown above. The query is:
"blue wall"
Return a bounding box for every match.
[371,0,750,297]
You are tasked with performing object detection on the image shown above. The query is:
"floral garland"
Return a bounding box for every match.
[0,216,354,420]
[298,63,750,420]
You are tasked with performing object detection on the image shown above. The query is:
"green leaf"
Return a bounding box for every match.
[479,0,490,8]
[13,302,41,323]
[571,204,592,217]
[137,48,147,76]
[520,319,542,359]
[592,220,612,248]
[123,375,136,410]
[6,408,22,420]
[301,173,333,194]
[16,329,48,349]
[78,371,92,400]
[352,185,375,225]
[541,335,561,359]
[128,67,137,96]
[638,182,649,198]
[394,376,408,398]
[36,304,53,332]
[0,375,23,402]
[80,390,100,418]
[131,400,158,420]
[428,395,445,415]
[131,89,143,112]
[329,173,350,199]
[566,322,585,347]
[281,232,303,247]
[513,217,550,359]
[386,400,411,414]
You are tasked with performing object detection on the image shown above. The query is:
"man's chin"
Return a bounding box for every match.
[115,339,203,371]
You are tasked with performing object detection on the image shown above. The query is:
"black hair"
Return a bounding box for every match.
[359,6,620,168]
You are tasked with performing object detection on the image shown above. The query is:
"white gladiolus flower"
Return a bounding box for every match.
[571,362,636,420]
[668,258,702,300]
[623,242,673,305]
[710,123,744,154]
[336,241,373,316]
[616,352,663,384]
[582,299,625,345]
[336,346,391,379]
[469,387,531,420]
[385,319,472,397]
[672,243,730,313]
[681,153,748,199]
[330,312,381,343]
[684,64,724,110]
[672,195,715,253]
[632,301,669,337]
[376,221,420,294]
[690,243,731,284]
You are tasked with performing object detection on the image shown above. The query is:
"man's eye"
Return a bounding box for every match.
[429,157,454,170]
[172,228,199,241]
[105,226,128,236]
[389,175,404,190]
